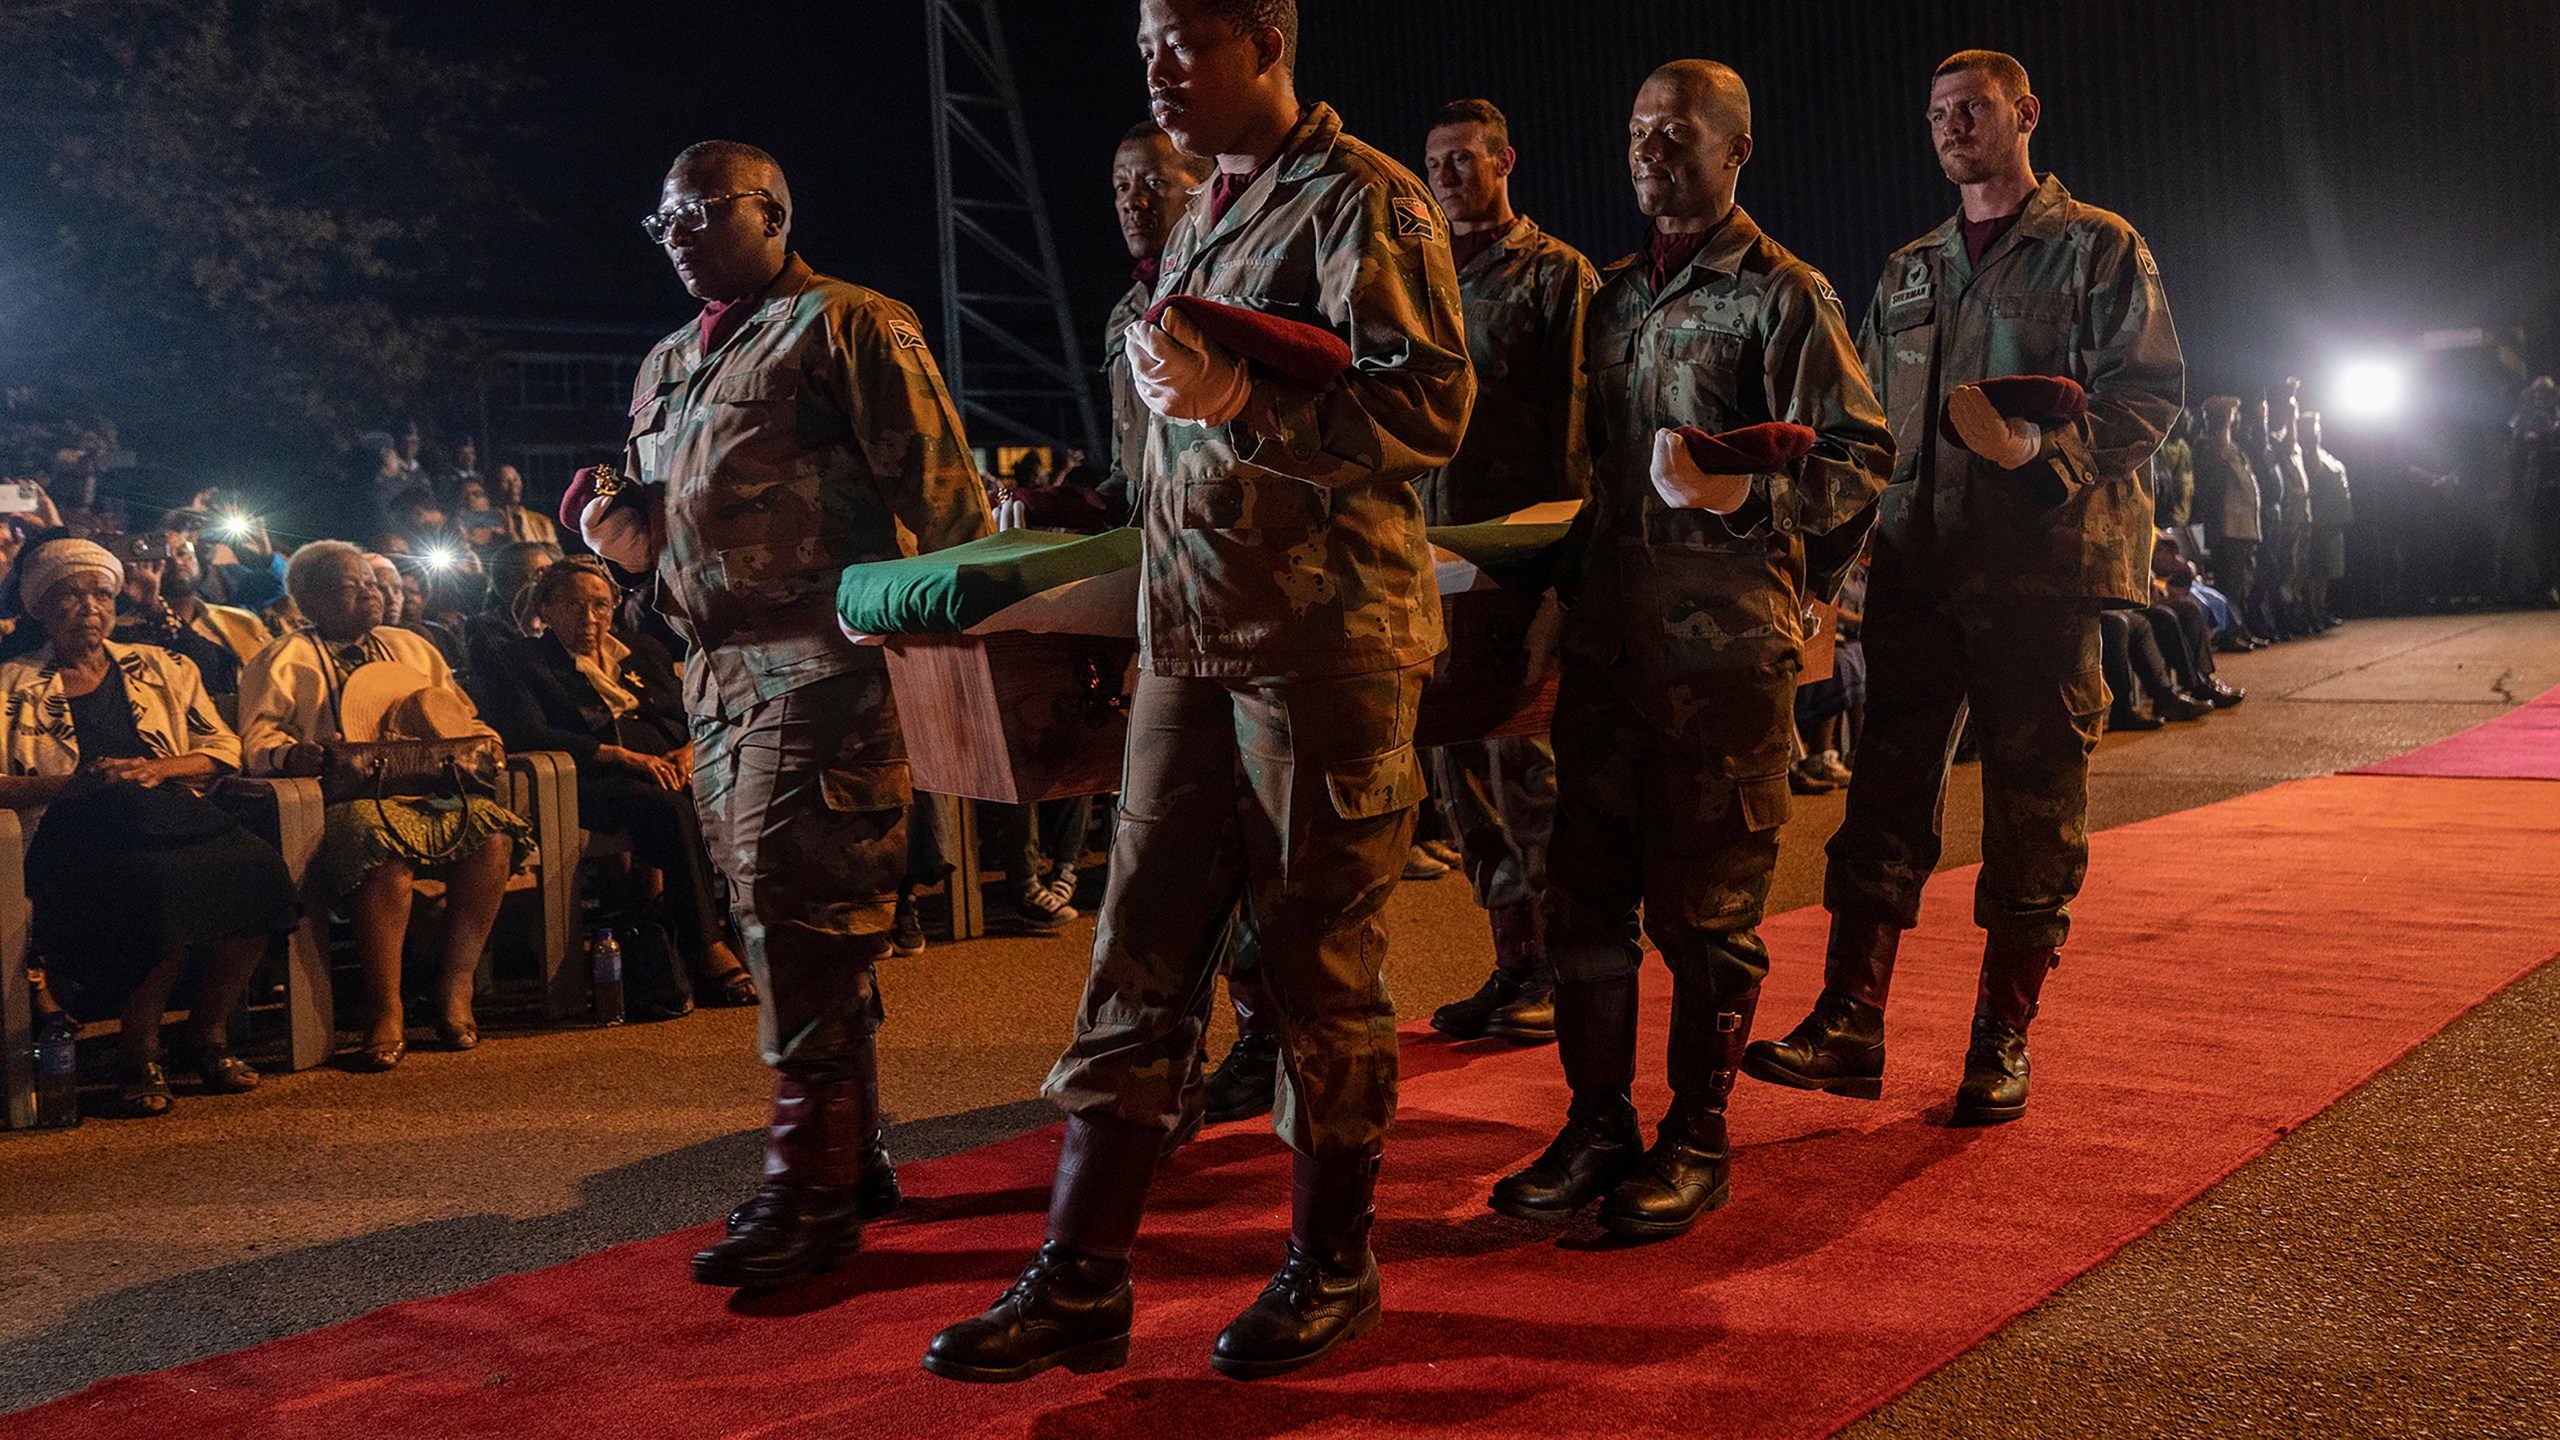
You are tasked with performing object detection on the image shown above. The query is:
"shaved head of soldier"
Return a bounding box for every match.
[1928,51,2040,190]
[1114,121,1212,261]
[657,141,793,303]
[1137,0,1300,169]
[1628,61,1753,231]
[1424,98,1517,232]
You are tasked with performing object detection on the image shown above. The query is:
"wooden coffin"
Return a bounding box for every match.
[1413,584,1560,751]
[884,632,1138,804]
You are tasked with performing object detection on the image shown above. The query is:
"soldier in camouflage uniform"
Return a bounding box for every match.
[927,0,1471,1384]
[1746,51,2183,1125]
[1488,61,1890,1241]
[593,142,993,1290]
[1413,97,1599,1050]
[1100,118,1283,1131]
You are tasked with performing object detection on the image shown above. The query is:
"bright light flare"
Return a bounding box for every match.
[2329,358,2409,422]
[215,513,254,540]
[424,547,457,571]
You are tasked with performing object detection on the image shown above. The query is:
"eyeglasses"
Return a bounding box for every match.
[640,189,776,243]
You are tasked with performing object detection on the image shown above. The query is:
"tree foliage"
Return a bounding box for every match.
[0,0,521,487]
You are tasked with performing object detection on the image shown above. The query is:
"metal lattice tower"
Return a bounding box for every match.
[925,0,1101,457]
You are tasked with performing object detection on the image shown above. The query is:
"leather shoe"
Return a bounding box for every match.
[1599,1104,1731,1240]
[1951,1015,2033,1125]
[433,1019,479,1052]
[1201,1032,1280,1124]
[2107,704,2165,732]
[1429,969,1519,1040]
[922,1240,1133,1383]
[1489,1106,1643,1220]
[1483,972,1556,1043]
[1742,991,1885,1098]
[2204,680,2247,708]
[1209,1242,1381,1379]
[2154,689,2213,722]
[346,1039,405,1073]
[692,1183,866,1287]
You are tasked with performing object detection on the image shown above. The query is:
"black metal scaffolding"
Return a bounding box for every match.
[925,0,1101,457]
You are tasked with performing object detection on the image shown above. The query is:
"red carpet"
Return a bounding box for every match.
[2349,682,2560,780]
[9,776,2560,1440]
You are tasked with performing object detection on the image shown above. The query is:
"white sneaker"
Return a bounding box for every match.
[1043,868,1079,905]
[1011,879,1078,932]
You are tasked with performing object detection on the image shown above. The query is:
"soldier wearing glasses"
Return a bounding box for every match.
[597,141,992,1291]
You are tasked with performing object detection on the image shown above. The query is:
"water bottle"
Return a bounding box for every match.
[33,1013,80,1130]
[591,928,625,1027]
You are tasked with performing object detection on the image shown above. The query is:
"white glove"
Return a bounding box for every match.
[580,491,658,573]
[994,496,1028,532]
[1648,429,1753,513]
[1126,308,1250,425]
[1945,385,2044,470]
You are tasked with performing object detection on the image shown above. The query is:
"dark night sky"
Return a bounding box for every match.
[419,1,2560,419]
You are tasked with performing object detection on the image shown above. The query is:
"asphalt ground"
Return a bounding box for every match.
[4,609,2556,1435]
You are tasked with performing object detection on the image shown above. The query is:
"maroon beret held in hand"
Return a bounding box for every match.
[1143,296,1354,387]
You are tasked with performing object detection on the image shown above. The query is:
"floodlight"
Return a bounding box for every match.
[2330,358,2409,422]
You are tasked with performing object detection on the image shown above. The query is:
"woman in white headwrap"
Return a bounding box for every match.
[0,533,300,1117]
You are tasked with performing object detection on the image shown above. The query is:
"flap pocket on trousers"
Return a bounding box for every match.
[1325,743,1420,820]
[821,758,912,814]
[2061,664,2111,720]
[1737,771,1792,832]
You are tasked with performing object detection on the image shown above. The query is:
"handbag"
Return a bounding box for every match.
[309,633,507,864]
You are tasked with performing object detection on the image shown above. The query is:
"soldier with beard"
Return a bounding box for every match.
[1747,50,2183,1126]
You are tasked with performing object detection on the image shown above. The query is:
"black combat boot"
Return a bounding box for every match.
[1601,964,1755,1240]
[1210,1150,1383,1379]
[1201,968,1281,1124]
[1742,911,1900,1098]
[693,1073,874,1288]
[1482,900,1557,1043]
[1489,974,1642,1220]
[1431,968,1518,1039]
[922,1112,1161,1382]
[1951,938,2059,1125]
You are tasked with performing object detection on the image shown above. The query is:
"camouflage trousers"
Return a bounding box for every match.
[1546,651,1793,996]
[1824,592,2106,949]
[1043,663,1429,1159]
[690,668,911,1083]
[1426,733,1556,920]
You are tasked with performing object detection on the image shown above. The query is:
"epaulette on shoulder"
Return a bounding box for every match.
[1601,253,1640,276]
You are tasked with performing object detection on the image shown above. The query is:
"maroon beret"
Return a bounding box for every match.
[1671,421,1820,475]
[559,466,645,534]
[1938,374,2087,448]
[1142,296,1355,387]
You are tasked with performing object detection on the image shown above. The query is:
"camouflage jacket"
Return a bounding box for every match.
[624,254,993,715]
[1566,207,1892,681]
[1137,102,1475,680]
[1415,215,1597,525]
[2192,435,2260,543]
[1098,277,1151,526]
[1858,174,2184,607]
[2152,433,2194,527]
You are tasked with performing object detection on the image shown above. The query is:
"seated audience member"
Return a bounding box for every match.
[2098,607,2210,732]
[158,512,276,671]
[381,486,451,557]
[462,540,560,680]
[211,514,289,612]
[0,535,299,1116]
[239,541,535,1071]
[105,533,245,696]
[2151,534,2243,707]
[490,465,560,547]
[452,478,510,552]
[479,558,755,1009]
[1790,559,1867,794]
